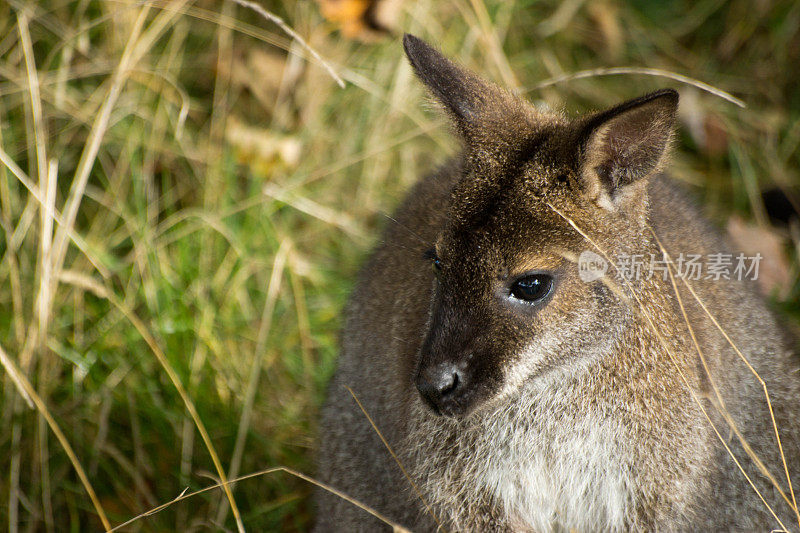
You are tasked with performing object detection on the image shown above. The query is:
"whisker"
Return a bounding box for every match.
[381,212,430,246]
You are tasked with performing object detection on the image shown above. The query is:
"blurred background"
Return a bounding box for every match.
[0,0,798,530]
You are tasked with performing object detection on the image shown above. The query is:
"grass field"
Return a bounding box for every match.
[0,0,798,530]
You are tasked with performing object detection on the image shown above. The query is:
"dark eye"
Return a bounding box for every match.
[509,274,553,304]
[423,248,442,273]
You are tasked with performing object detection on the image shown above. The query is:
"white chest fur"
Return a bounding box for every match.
[478,413,636,532]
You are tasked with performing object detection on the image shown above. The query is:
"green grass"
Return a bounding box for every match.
[0,0,798,530]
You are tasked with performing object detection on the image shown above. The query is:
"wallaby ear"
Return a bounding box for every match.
[577,89,678,211]
[403,34,512,141]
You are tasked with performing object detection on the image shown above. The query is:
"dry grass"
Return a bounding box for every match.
[0,0,798,530]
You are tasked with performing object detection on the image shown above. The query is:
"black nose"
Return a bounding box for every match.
[416,363,466,414]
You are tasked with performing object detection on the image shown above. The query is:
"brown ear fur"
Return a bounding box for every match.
[577,89,678,211]
[402,34,532,148]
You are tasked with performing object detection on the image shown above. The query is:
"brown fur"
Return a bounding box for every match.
[315,35,800,531]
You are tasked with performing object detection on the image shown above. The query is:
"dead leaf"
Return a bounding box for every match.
[727,216,792,298]
[587,1,623,61]
[226,118,302,176]
[703,113,728,157]
[316,0,400,41]
[677,89,728,157]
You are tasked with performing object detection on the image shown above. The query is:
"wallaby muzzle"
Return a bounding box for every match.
[416,360,470,417]
[415,301,497,417]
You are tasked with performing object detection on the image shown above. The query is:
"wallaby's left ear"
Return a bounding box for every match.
[577,89,678,211]
[403,34,518,144]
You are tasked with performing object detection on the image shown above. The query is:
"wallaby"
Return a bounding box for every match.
[315,34,800,532]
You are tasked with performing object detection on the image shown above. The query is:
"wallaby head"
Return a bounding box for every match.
[404,34,679,417]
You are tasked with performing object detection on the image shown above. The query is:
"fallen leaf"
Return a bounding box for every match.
[727,215,792,298]
[703,113,728,157]
[587,1,623,61]
[226,118,303,176]
[316,0,400,41]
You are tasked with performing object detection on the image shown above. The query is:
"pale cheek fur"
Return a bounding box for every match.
[498,307,612,399]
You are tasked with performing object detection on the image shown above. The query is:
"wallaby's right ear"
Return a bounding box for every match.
[403,34,512,142]
[576,89,679,212]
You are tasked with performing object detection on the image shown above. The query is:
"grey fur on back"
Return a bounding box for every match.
[314,36,800,532]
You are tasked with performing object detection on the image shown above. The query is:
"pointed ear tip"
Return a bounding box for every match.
[402,33,426,58]
[653,88,679,108]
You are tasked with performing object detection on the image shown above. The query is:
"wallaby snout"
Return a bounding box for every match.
[415,361,466,416]
[415,298,500,417]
